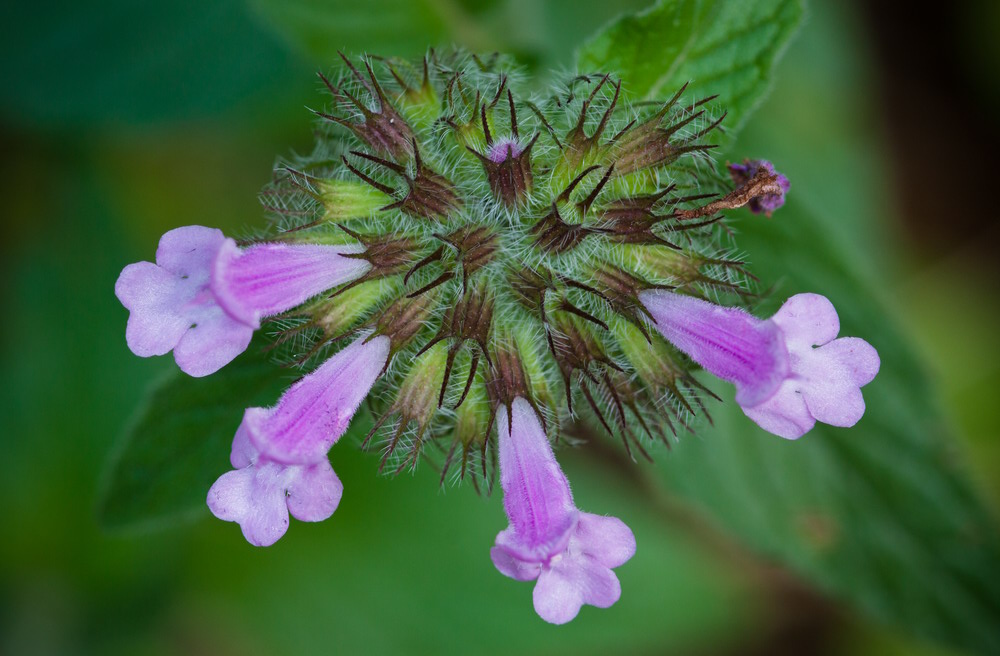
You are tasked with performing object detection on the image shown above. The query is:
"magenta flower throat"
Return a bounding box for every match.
[115,52,879,623]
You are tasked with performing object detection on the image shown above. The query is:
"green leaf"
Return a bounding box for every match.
[579,0,1000,653]
[660,199,1000,654]
[581,3,1000,650]
[98,344,292,531]
[577,0,804,134]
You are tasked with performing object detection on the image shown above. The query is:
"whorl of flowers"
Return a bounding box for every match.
[115,50,878,623]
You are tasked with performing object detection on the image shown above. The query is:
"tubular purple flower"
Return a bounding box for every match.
[639,291,880,439]
[116,57,885,616]
[211,240,370,329]
[490,397,636,624]
[207,422,343,546]
[114,225,370,377]
[240,332,391,465]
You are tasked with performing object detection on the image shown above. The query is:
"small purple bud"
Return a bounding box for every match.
[468,131,538,206]
[207,422,343,546]
[639,291,880,439]
[486,138,524,164]
[728,159,790,215]
[240,332,391,464]
[490,397,636,624]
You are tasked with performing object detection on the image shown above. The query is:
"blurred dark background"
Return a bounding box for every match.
[1,1,998,654]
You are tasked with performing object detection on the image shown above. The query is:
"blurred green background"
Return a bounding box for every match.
[2,1,999,654]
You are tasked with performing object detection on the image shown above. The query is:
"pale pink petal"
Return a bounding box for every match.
[116,262,191,357]
[210,430,344,546]
[818,337,880,386]
[239,463,291,547]
[573,513,636,569]
[172,304,253,377]
[286,460,343,522]
[798,353,867,428]
[532,555,621,624]
[771,293,840,348]
[230,422,256,469]
[532,564,584,624]
[741,381,815,439]
[208,462,292,547]
[155,225,226,280]
[490,547,541,582]
[207,468,254,523]
[733,294,879,439]
[116,225,253,375]
[491,397,634,623]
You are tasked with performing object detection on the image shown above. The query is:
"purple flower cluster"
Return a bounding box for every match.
[116,221,879,621]
[115,226,381,546]
[113,55,879,625]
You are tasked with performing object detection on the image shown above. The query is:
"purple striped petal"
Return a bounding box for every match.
[639,290,789,406]
[494,398,577,562]
[211,240,369,329]
[242,333,390,465]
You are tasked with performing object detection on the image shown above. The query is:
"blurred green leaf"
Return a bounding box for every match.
[184,444,750,655]
[99,343,291,530]
[580,2,1000,649]
[577,0,803,134]
[246,0,658,69]
[248,0,501,61]
[660,200,1000,654]
[0,0,303,128]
